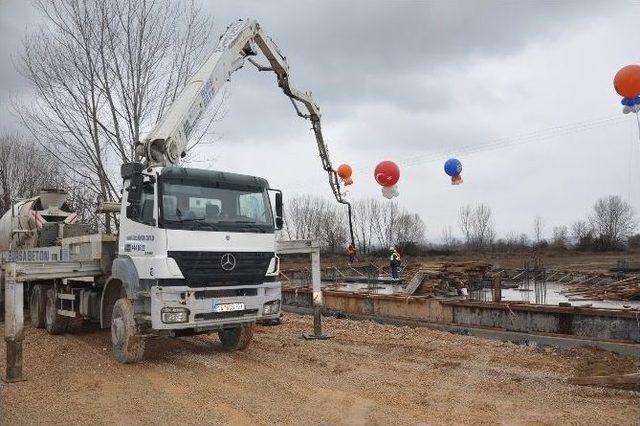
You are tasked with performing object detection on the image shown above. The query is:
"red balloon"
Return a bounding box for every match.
[374,161,400,187]
[614,65,640,98]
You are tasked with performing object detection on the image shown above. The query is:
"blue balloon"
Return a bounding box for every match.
[444,158,462,177]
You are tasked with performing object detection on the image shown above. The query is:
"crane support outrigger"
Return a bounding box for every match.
[137,18,355,245]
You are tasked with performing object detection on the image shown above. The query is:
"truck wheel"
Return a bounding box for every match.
[111,298,145,364]
[218,323,255,351]
[45,287,68,335]
[30,284,47,328]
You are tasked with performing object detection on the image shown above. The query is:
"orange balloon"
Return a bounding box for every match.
[614,65,640,98]
[337,164,352,179]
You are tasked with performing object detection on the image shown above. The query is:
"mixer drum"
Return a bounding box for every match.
[0,189,78,251]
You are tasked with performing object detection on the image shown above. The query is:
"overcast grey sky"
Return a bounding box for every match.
[1,0,639,241]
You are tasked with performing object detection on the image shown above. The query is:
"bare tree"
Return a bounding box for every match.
[458,204,473,246]
[285,195,425,252]
[0,133,65,214]
[440,225,457,249]
[282,194,348,252]
[352,198,377,254]
[16,0,216,229]
[552,225,570,249]
[472,203,495,248]
[283,194,324,240]
[319,204,348,253]
[372,200,401,249]
[571,220,590,241]
[394,212,426,245]
[589,195,636,250]
[501,232,530,250]
[504,232,518,246]
[518,233,530,247]
[459,203,495,249]
[532,215,544,245]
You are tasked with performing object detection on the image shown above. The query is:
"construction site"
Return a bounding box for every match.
[1,1,640,425]
[2,243,639,423]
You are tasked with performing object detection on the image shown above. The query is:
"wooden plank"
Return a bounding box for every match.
[404,270,428,295]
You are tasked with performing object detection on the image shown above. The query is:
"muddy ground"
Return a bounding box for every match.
[1,314,639,425]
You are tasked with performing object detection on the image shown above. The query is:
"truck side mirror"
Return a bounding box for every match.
[126,202,140,219]
[126,174,144,203]
[275,191,283,230]
[125,174,145,220]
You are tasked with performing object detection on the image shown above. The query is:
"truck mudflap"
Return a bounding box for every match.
[149,281,281,330]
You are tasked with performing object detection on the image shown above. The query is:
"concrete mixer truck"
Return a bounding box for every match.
[2,18,351,364]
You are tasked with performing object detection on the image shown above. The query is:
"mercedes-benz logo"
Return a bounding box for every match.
[220,253,236,271]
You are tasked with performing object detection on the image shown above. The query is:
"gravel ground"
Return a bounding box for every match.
[1,314,639,425]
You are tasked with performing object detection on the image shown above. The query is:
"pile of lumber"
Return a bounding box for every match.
[406,261,492,296]
[560,274,640,301]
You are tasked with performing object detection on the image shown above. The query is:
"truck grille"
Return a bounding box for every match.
[167,251,274,287]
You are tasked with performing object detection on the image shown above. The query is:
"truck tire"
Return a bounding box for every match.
[218,323,255,351]
[111,298,145,364]
[29,284,47,328]
[45,287,68,335]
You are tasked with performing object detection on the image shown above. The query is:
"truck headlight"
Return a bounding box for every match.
[263,300,280,315]
[266,256,280,276]
[161,307,189,323]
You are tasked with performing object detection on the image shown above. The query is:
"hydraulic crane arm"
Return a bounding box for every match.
[137,18,354,245]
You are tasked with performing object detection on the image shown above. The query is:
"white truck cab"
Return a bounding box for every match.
[106,163,282,361]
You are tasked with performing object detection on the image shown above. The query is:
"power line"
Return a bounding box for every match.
[283,113,633,191]
[399,114,630,167]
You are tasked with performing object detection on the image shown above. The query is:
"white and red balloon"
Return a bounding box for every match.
[374,160,400,199]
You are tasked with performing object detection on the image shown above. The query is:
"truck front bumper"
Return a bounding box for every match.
[149,281,281,330]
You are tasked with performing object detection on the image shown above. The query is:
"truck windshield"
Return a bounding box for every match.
[159,180,274,233]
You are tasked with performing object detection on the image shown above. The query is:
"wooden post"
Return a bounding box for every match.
[493,275,502,302]
[4,263,25,382]
[303,246,331,340]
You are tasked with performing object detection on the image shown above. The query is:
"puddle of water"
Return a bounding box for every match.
[499,281,640,310]
[323,281,403,295]
[322,280,640,311]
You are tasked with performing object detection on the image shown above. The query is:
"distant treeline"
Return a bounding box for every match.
[280,194,638,255]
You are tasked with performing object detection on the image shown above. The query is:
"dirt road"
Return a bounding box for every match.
[1,314,639,425]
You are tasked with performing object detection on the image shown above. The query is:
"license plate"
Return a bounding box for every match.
[213,302,245,313]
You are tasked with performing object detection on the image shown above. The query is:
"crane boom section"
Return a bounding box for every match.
[139,18,354,244]
[140,20,258,164]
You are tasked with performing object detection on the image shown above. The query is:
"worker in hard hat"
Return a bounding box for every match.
[346,243,356,264]
[389,247,401,280]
